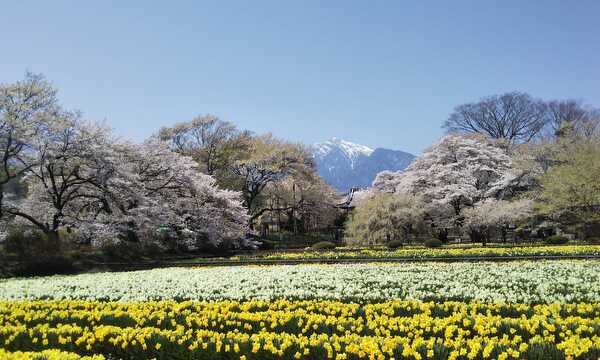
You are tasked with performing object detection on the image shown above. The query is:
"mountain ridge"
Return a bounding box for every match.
[311,138,414,193]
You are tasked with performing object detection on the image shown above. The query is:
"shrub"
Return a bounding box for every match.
[424,239,443,248]
[3,228,26,254]
[544,235,570,245]
[257,239,277,251]
[13,255,78,277]
[3,226,51,258]
[141,243,166,257]
[387,240,404,249]
[583,222,600,239]
[586,237,600,244]
[57,227,79,243]
[101,242,142,261]
[310,241,336,250]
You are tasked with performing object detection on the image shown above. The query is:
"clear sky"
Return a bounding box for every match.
[1,1,599,154]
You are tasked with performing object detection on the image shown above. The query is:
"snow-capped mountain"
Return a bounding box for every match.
[313,138,374,169]
[312,138,415,193]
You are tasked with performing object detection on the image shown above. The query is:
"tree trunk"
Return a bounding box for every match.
[292,183,297,235]
[469,229,485,246]
[0,187,4,218]
[437,228,449,243]
[43,230,61,253]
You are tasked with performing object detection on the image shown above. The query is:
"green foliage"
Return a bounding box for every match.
[537,139,600,222]
[100,242,144,261]
[543,235,569,245]
[424,239,443,248]
[345,193,427,246]
[158,114,251,180]
[57,227,79,243]
[3,226,52,258]
[228,134,324,231]
[387,240,404,249]
[310,241,336,250]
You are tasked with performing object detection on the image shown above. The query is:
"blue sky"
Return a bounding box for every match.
[1,1,599,154]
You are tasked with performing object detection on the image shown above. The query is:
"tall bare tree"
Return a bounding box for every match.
[544,100,600,139]
[159,114,251,176]
[443,92,547,143]
[230,134,313,228]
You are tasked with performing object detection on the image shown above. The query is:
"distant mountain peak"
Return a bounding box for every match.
[311,138,414,192]
[314,138,374,160]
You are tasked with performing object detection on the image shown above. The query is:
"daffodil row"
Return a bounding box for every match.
[1,299,600,359]
[0,348,105,359]
[244,245,600,261]
[2,261,599,303]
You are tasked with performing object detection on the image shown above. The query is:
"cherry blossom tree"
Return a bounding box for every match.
[374,135,517,209]
[14,135,250,250]
[463,198,533,244]
[5,113,113,245]
[372,134,523,239]
[1,74,250,251]
[0,73,59,216]
[116,139,250,250]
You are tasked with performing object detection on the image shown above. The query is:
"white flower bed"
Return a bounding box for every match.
[1,261,599,303]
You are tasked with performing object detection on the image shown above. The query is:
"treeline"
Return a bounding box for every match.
[2,73,598,256]
[0,73,339,258]
[158,118,340,238]
[347,92,600,246]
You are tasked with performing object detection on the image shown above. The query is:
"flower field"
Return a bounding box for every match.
[1,261,599,303]
[1,261,600,359]
[0,348,104,360]
[236,245,600,262]
[1,299,600,359]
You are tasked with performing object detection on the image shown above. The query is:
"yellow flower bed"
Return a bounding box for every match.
[252,245,600,261]
[1,299,600,359]
[0,348,104,359]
